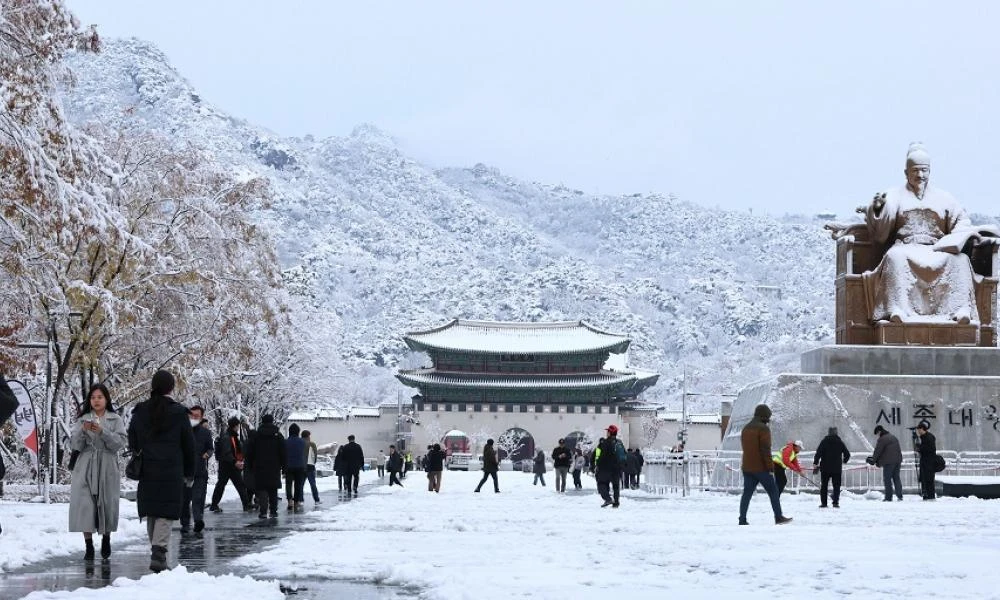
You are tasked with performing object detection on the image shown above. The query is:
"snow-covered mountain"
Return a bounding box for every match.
[61,39,845,410]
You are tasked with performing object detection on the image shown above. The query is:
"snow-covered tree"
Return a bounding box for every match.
[639,414,663,449]
[495,428,528,461]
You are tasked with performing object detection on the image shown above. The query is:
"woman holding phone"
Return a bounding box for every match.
[69,383,127,560]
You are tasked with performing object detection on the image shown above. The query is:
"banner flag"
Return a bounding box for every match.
[7,380,40,468]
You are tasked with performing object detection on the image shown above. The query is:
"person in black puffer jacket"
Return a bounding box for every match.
[180,406,213,534]
[127,370,194,572]
[386,445,404,487]
[551,439,572,493]
[812,427,851,508]
[245,414,286,518]
[424,443,446,493]
[915,421,937,500]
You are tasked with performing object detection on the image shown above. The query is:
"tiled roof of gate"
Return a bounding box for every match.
[402,319,630,354]
[396,369,638,390]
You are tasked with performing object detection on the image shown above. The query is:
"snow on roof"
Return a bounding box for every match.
[317,408,346,419]
[403,319,630,355]
[287,411,317,422]
[443,429,468,438]
[690,414,722,424]
[288,408,357,421]
[378,400,413,409]
[350,406,381,418]
[656,411,721,424]
[397,369,637,390]
[604,352,628,371]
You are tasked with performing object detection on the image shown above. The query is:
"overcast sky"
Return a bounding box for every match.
[67,1,1000,216]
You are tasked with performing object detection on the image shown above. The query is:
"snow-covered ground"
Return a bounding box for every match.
[231,470,1000,600]
[21,567,284,600]
[4,470,1000,599]
[0,495,147,574]
[0,474,257,576]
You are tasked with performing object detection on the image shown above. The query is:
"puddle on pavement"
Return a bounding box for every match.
[0,486,405,599]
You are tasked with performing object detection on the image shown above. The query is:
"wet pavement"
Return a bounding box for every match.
[0,484,406,599]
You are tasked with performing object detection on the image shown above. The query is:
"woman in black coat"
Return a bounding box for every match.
[245,414,286,518]
[127,370,194,572]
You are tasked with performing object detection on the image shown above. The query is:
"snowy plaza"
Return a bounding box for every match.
[3,470,999,599]
[6,1,1000,599]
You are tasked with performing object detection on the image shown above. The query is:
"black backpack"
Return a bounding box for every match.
[933,454,946,473]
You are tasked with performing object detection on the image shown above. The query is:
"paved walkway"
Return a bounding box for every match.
[0,484,403,599]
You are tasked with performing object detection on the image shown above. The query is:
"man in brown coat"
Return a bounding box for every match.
[738,404,792,526]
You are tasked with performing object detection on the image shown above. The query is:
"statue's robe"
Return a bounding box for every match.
[862,185,979,324]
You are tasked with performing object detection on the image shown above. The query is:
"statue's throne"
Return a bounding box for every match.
[829,224,998,347]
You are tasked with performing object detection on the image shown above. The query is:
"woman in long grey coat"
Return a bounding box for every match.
[69,383,127,560]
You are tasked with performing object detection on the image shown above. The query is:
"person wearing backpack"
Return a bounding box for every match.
[595,424,625,508]
[915,420,937,500]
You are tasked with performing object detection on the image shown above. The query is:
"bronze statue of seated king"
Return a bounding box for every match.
[827,143,998,346]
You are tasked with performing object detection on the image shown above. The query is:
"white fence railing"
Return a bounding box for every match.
[642,450,1000,496]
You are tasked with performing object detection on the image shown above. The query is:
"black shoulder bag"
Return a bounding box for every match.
[125,449,143,480]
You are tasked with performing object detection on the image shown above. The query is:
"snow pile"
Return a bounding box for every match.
[233,470,1000,599]
[0,499,146,574]
[21,566,284,599]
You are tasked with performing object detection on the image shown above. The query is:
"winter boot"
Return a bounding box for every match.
[100,534,111,559]
[193,520,205,533]
[775,516,793,525]
[149,545,168,572]
[84,538,95,561]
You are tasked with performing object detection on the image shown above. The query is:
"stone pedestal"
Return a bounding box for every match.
[876,322,979,346]
[720,345,1000,456]
[800,345,1000,376]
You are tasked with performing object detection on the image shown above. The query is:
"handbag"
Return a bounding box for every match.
[933,454,946,473]
[125,449,143,480]
[67,450,80,471]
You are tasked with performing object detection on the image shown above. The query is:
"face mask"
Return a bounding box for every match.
[190,419,200,428]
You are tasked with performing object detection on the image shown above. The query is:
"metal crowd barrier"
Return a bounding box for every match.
[641,450,1000,496]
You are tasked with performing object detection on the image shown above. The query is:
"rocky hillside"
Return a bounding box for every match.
[61,39,842,411]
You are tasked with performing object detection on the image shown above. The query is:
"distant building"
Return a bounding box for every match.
[284,320,725,460]
[395,319,659,460]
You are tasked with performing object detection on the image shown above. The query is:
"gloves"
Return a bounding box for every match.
[865,456,876,466]
[185,478,195,488]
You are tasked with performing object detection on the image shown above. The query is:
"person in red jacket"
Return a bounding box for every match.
[772,440,804,495]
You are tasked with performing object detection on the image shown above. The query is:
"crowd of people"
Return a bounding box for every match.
[49,370,368,572]
[361,428,646,505]
[0,369,949,575]
[739,403,940,526]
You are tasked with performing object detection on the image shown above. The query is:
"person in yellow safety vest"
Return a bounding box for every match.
[590,439,604,473]
[772,440,804,496]
[403,450,413,479]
